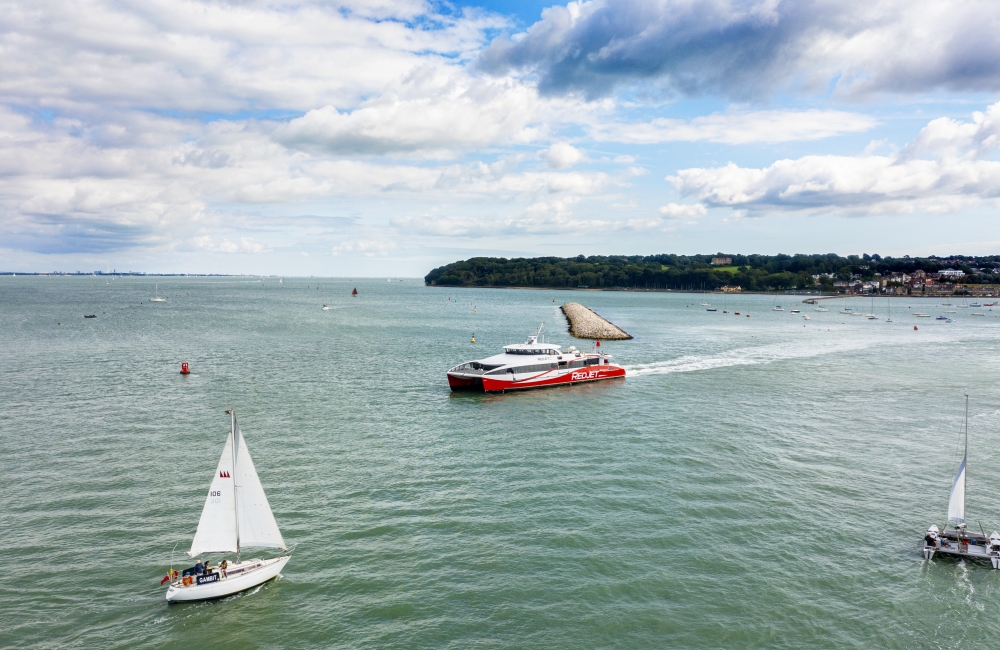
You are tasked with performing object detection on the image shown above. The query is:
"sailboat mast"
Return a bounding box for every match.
[963,393,969,521]
[229,409,241,563]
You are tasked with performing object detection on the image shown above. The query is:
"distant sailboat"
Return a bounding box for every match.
[351,287,358,297]
[165,410,291,602]
[150,284,166,302]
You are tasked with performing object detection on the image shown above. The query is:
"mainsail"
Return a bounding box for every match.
[948,455,967,523]
[189,432,238,556]
[188,415,285,557]
[947,395,969,524]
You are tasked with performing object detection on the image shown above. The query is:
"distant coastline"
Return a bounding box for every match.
[0,272,241,276]
[424,253,1000,296]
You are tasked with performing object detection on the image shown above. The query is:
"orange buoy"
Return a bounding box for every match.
[180,362,190,374]
[914,325,918,330]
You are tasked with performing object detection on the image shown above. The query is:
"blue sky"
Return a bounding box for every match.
[2,0,999,275]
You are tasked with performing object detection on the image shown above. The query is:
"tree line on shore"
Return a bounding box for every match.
[424,254,1000,291]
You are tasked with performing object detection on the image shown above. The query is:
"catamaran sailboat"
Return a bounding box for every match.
[923,396,1000,568]
[165,410,291,602]
[150,284,166,302]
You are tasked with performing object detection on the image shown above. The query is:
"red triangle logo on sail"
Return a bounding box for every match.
[219,470,231,478]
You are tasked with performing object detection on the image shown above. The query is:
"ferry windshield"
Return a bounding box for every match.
[504,348,557,355]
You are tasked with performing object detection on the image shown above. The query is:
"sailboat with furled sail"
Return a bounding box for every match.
[922,395,1000,567]
[165,410,291,602]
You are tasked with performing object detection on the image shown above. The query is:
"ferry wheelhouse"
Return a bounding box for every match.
[447,326,626,393]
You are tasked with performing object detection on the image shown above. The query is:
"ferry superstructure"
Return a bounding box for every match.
[447,326,625,393]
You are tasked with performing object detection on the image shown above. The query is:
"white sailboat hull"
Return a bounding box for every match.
[166,555,290,603]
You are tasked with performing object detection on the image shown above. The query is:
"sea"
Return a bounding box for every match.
[2,276,1000,649]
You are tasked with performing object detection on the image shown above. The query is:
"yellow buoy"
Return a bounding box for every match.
[471,333,476,343]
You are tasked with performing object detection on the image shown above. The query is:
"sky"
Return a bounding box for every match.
[2,0,1000,276]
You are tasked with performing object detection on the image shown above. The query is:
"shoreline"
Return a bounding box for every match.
[429,285,995,298]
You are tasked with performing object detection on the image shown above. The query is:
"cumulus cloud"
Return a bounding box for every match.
[275,69,556,156]
[668,102,1000,215]
[659,203,707,218]
[541,142,587,168]
[592,109,877,144]
[2,0,506,113]
[479,0,1000,99]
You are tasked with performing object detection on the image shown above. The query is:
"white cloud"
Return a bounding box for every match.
[275,69,564,156]
[541,142,587,169]
[659,203,707,218]
[188,236,267,254]
[592,109,877,145]
[668,102,1000,215]
[2,0,506,113]
[392,197,666,237]
[331,239,398,256]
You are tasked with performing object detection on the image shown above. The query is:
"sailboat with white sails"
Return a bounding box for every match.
[150,284,166,302]
[922,395,1000,567]
[165,410,291,602]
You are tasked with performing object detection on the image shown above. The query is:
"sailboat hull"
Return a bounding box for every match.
[166,555,290,603]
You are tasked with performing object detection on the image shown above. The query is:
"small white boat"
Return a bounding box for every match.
[803,315,811,320]
[700,302,710,306]
[321,305,330,310]
[922,396,1000,568]
[790,309,800,314]
[970,302,982,307]
[972,312,986,316]
[941,302,953,306]
[839,308,853,314]
[165,410,291,603]
[814,307,828,312]
[867,314,878,320]
[150,284,166,302]
[914,313,931,317]
[706,307,717,312]
[773,306,784,311]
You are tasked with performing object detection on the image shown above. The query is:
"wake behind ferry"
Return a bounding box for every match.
[447,325,625,393]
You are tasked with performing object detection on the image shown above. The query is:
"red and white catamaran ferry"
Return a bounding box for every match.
[447,325,625,393]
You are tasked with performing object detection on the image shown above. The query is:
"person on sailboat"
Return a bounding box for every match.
[924,529,940,550]
[220,560,228,578]
[194,560,204,575]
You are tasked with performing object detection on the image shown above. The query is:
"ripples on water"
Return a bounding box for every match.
[2,278,1000,648]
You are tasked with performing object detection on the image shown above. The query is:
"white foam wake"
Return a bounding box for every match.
[626,338,873,377]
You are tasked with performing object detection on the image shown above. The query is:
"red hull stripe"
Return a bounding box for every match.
[445,366,626,392]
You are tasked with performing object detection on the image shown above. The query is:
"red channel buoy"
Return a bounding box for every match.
[913,325,918,331]
[180,362,190,374]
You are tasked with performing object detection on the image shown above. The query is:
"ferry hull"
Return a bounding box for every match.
[448,365,625,393]
[165,556,290,603]
[447,374,484,391]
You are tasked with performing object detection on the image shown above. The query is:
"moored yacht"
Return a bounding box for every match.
[447,325,625,393]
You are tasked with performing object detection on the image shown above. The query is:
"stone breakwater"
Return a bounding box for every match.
[560,302,632,340]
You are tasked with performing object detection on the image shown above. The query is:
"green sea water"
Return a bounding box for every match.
[3,276,1000,649]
